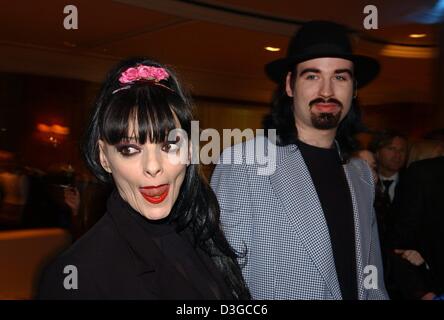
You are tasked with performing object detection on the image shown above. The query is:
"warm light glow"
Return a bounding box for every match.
[63,41,77,48]
[37,123,51,133]
[381,45,436,59]
[52,124,70,135]
[409,33,427,38]
[37,123,70,135]
[265,46,281,52]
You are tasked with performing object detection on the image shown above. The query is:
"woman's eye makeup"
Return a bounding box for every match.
[162,136,182,153]
[115,143,141,156]
[114,135,185,155]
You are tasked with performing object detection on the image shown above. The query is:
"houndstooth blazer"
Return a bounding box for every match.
[210,136,388,300]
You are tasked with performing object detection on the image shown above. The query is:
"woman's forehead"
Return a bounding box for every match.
[123,121,182,142]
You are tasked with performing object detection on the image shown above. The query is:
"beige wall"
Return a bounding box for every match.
[195,98,269,134]
[194,98,269,179]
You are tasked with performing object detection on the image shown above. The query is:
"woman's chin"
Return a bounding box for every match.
[139,203,172,220]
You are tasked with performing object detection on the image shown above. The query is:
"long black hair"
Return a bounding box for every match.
[263,76,365,161]
[83,57,250,299]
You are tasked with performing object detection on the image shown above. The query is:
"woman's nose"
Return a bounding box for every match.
[144,151,162,178]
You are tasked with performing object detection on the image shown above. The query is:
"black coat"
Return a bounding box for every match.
[37,190,233,300]
[395,157,444,293]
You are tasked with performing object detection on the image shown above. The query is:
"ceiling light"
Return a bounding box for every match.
[381,45,436,59]
[409,33,427,38]
[265,46,280,52]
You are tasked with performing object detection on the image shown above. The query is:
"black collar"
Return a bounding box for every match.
[106,189,163,275]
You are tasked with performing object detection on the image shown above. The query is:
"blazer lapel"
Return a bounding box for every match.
[343,161,372,300]
[269,144,342,299]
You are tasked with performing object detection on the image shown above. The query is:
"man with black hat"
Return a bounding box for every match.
[211,21,388,299]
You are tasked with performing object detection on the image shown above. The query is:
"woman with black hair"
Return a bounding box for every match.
[38,57,250,300]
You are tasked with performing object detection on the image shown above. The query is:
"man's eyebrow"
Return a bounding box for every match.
[298,68,353,77]
[335,69,354,77]
[298,68,320,77]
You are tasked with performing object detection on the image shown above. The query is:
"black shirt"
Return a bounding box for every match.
[129,199,229,299]
[37,190,233,299]
[297,140,358,300]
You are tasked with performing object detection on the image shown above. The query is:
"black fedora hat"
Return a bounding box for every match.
[265,21,380,88]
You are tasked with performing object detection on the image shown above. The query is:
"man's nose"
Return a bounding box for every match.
[319,79,334,98]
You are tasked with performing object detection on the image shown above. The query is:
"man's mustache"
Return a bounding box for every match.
[309,98,343,108]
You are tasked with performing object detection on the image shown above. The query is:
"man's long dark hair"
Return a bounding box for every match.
[83,57,250,299]
[263,78,365,161]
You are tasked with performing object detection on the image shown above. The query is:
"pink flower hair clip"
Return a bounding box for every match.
[112,65,174,94]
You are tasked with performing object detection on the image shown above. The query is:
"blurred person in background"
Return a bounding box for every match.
[368,131,415,299]
[370,131,408,205]
[0,150,29,229]
[406,139,444,167]
[369,131,407,264]
[62,170,113,240]
[391,139,444,299]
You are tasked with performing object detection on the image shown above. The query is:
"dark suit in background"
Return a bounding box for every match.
[395,157,444,295]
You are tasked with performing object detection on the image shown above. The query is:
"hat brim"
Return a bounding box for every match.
[265,53,380,88]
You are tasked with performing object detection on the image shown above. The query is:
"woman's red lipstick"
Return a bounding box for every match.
[139,184,169,204]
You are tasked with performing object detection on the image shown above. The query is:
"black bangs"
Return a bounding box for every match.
[99,84,192,145]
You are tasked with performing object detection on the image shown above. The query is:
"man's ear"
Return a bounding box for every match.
[98,140,112,173]
[285,72,294,97]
